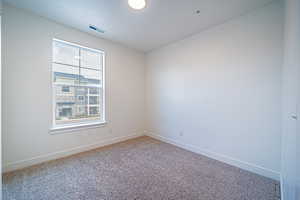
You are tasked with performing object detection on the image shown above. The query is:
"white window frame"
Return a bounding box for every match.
[50,38,106,133]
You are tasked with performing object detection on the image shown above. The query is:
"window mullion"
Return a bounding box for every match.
[78,48,81,120]
[79,48,82,85]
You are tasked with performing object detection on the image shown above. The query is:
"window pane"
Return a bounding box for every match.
[89,106,99,115]
[87,87,102,118]
[80,68,102,87]
[62,86,70,92]
[53,41,80,66]
[89,87,100,95]
[81,49,103,70]
[53,63,79,85]
[55,85,102,124]
[89,96,99,105]
[55,85,76,123]
[74,86,88,120]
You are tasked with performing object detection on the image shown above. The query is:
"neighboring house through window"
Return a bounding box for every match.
[78,96,85,101]
[52,39,105,129]
[62,86,70,92]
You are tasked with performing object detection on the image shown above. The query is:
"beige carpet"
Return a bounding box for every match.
[3,136,280,200]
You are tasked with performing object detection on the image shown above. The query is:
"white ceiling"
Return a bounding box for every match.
[4,0,275,52]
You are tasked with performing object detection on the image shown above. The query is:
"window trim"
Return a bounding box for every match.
[49,121,107,135]
[50,38,106,132]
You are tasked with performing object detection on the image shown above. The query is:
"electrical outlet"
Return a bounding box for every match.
[109,128,113,134]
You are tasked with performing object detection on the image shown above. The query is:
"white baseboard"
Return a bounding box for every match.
[145,131,280,181]
[3,133,143,173]
[4,131,281,182]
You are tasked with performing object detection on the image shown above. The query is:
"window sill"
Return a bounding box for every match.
[49,121,107,135]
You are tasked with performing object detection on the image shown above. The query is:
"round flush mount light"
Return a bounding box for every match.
[128,0,146,10]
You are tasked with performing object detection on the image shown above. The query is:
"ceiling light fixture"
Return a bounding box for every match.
[128,0,146,10]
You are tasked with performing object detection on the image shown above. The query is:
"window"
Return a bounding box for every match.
[89,96,99,105]
[78,96,85,101]
[62,86,70,92]
[89,107,99,115]
[59,108,72,117]
[52,39,105,129]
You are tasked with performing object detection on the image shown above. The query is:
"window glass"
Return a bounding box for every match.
[53,41,80,66]
[81,49,102,70]
[52,39,104,127]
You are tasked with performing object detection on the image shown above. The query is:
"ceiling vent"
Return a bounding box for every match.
[89,25,105,33]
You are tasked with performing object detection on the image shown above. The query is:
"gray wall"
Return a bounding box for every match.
[146,1,283,180]
[2,4,146,172]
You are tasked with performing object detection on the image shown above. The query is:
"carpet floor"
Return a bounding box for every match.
[3,136,280,200]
